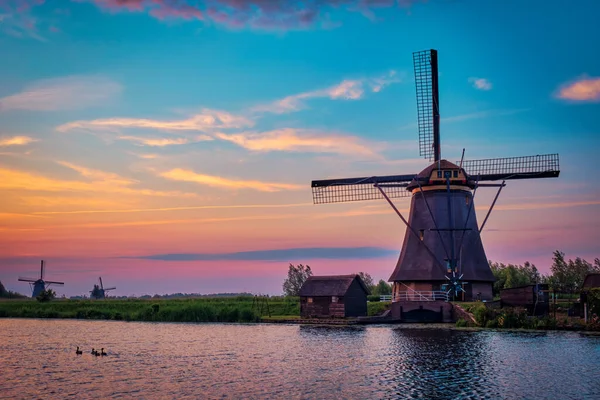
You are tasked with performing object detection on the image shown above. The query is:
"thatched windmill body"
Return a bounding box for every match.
[311,50,560,303]
[18,260,64,298]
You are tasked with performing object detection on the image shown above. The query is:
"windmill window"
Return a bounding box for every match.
[332,296,338,303]
[437,171,442,178]
[466,196,470,206]
[453,171,459,178]
[307,297,313,303]
[419,229,424,241]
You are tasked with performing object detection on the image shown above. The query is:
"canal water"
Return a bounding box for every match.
[1,319,599,399]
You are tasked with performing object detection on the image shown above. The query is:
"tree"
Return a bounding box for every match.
[36,288,56,302]
[548,250,600,293]
[282,264,312,296]
[0,280,26,299]
[357,272,375,292]
[375,279,392,296]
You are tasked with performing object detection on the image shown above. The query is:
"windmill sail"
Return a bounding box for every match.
[460,154,560,181]
[413,49,440,162]
[311,174,417,204]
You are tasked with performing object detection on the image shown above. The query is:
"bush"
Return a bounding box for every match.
[367,295,381,302]
[456,318,468,327]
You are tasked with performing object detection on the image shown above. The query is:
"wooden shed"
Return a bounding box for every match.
[582,273,600,290]
[299,275,370,318]
[500,283,549,316]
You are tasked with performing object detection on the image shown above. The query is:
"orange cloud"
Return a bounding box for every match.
[33,202,313,215]
[0,135,38,146]
[117,134,213,146]
[215,128,379,157]
[56,108,253,133]
[251,71,399,114]
[0,75,121,111]
[0,165,196,198]
[556,76,600,101]
[160,168,304,192]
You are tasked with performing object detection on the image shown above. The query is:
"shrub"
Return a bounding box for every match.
[367,295,381,302]
[456,318,468,327]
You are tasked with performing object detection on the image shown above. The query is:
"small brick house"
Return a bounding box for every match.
[299,275,370,318]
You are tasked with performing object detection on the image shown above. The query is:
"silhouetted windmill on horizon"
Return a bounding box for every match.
[310,49,560,304]
[18,260,65,298]
[90,277,116,299]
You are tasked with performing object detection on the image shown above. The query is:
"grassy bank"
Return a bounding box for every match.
[455,302,600,331]
[0,296,390,323]
[0,296,300,323]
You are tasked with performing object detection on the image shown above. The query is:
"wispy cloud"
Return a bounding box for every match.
[555,76,600,102]
[117,134,213,147]
[252,70,400,114]
[86,0,424,31]
[0,135,38,146]
[0,75,121,112]
[56,108,253,133]
[160,168,303,192]
[0,163,195,197]
[32,202,313,215]
[215,128,379,157]
[122,246,397,261]
[0,1,47,41]
[468,77,492,91]
[397,108,530,131]
[118,136,185,147]
[442,108,529,123]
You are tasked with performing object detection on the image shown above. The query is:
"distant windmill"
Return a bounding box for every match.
[90,277,116,299]
[18,260,65,298]
[311,49,560,303]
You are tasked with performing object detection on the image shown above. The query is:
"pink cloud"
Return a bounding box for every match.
[556,76,600,102]
[4,0,426,33]
[86,0,424,30]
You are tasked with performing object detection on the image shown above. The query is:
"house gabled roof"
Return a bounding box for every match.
[582,273,600,289]
[299,275,370,297]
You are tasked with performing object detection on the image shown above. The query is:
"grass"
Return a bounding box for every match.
[0,296,300,323]
[368,301,391,316]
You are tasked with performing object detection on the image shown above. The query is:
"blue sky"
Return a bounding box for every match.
[0,0,599,296]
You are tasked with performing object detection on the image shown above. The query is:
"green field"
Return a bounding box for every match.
[0,296,390,323]
[0,296,300,323]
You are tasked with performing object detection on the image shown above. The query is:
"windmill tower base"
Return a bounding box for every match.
[392,281,493,302]
[390,300,454,322]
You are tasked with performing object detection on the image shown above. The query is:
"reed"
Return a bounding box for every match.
[0,296,300,323]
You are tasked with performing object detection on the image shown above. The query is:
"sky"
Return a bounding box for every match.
[1,0,599,297]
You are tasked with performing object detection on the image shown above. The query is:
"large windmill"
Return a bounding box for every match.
[18,260,65,298]
[311,49,560,303]
[90,277,116,299]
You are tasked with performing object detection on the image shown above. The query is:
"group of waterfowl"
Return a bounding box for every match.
[75,346,107,356]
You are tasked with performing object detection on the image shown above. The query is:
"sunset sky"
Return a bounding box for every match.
[1,0,599,297]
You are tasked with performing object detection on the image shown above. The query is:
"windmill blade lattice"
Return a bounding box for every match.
[311,174,417,204]
[460,154,560,181]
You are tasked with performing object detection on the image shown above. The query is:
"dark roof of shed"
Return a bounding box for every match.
[299,275,370,297]
[582,273,600,289]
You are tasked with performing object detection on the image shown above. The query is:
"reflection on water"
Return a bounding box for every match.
[0,319,599,399]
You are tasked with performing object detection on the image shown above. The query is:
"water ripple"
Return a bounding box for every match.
[0,319,599,399]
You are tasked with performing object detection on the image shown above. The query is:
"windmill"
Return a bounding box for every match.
[18,260,65,298]
[310,49,560,303]
[90,277,116,299]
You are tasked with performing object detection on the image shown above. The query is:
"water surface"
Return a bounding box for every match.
[1,319,599,399]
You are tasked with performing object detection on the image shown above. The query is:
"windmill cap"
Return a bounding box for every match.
[406,159,474,190]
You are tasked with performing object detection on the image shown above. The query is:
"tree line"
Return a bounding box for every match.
[491,250,600,296]
[283,250,600,298]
